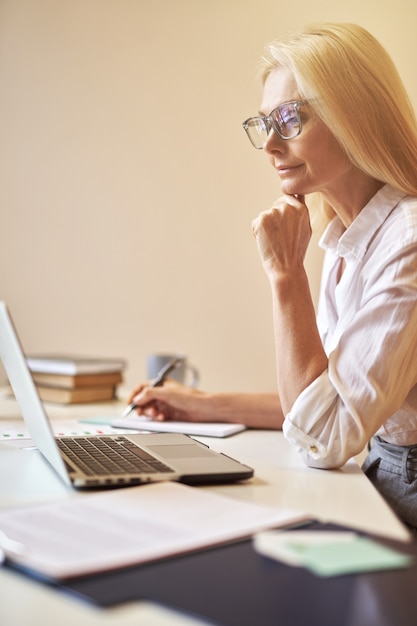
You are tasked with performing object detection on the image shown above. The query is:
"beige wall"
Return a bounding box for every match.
[1,0,416,393]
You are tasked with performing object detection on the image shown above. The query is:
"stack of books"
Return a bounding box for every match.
[25,354,127,404]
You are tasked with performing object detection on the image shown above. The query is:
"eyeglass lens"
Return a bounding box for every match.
[244,102,302,149]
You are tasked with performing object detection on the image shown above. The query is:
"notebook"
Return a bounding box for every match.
[0,302,253,488]
[81,415,246,438]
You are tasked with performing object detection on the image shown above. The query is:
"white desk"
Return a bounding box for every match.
[0,394,410,626]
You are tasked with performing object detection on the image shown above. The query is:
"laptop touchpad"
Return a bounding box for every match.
[148,444,215,459]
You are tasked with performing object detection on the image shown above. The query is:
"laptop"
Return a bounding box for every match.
[0,302,253,488]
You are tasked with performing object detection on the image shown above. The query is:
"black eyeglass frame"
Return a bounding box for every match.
[242,99,309,149]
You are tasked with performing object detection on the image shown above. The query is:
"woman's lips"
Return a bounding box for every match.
[276,164,302,174]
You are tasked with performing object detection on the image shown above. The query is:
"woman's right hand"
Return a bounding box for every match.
[252,194,311,281]
[127,379,210,422]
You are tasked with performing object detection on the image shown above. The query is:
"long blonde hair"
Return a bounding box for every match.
[261,23,417,223]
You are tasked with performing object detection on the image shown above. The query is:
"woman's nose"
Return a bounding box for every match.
[263,128,285,155]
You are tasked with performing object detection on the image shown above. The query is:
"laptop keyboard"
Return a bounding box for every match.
[57,436,174,476]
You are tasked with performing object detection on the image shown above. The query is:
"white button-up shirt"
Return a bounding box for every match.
[283,184,417,468]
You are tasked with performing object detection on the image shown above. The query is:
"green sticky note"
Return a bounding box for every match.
[300,537,413,577]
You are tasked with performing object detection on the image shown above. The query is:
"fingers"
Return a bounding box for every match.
[252,194,306,236]
[128,379,206,423]
[251,194,311,276]
[128,378,180,404]
[129,387,170,421]
[128,380,186,422]
[132,384,167,407]
[128,383,147,404]
[139,404,166,421]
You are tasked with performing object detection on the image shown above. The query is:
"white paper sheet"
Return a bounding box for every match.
[0,481,308,579]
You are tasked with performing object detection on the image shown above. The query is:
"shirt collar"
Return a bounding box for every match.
[319,184,408,260]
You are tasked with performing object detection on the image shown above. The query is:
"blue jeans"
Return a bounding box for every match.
[362,436,417,531]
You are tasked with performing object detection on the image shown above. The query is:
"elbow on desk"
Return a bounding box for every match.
[283,417,366,470]
[302,451,347,470]
[299,442,366,470]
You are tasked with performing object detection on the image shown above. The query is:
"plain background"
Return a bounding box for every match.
[1,0,416,395]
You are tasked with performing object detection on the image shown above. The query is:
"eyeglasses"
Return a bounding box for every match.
[242,99,308,149]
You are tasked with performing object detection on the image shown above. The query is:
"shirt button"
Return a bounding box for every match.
[309,445,318,454]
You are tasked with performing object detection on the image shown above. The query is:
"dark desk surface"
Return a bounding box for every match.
[37,523,417,626]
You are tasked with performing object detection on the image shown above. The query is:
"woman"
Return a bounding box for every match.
[129,23,417,528]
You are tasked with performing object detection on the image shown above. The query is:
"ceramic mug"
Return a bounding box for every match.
[146,353,199,388]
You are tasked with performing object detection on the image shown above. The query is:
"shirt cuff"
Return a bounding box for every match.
[282,370,336,463]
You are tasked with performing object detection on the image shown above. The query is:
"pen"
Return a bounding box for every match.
[119,356,184,419]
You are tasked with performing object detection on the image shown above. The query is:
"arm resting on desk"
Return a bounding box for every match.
[128,382,284,430]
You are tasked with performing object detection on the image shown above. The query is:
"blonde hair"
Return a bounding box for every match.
[261,23,417,223]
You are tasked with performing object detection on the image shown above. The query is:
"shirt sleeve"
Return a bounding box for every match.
[283,233,417,469]
[282,369,365,468]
